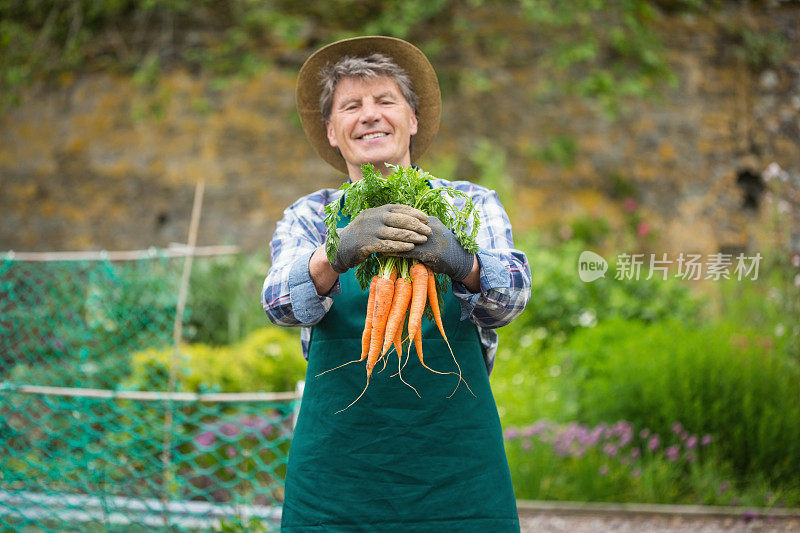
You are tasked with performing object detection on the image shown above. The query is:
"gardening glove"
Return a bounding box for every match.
[330,204,432,273]
[395,215,475,281]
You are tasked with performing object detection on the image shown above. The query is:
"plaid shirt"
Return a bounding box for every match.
[261,177,531,374]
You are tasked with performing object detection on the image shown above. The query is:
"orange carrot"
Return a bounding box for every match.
[393,325,403,362]
[363,275,379,359]
[411,322,443,375]
[316,275,378,378]
[394,324,419,397]
[425,265,466,395]
[412,325,475,399]
[367,275,395,375]
[336,272,395,413]
[381,277,412,356]
[406,262,428,342]
[425,266,447,347]
[406,262,445,376]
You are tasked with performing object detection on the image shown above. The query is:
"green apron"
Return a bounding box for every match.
[282,220,519,532]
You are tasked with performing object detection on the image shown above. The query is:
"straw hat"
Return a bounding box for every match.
[296,36,442,174]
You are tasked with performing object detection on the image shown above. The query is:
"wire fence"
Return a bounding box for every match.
[0,249,298,532]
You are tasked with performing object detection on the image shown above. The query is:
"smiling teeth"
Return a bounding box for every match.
[361,132,388,140]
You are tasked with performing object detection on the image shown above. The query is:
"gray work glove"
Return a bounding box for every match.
[396,216,475,281]
[330,204,431,273]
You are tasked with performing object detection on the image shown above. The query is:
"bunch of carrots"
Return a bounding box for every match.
[321,164,480,413]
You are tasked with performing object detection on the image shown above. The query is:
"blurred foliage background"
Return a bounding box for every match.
[2,0,790,115]
[2,0,799,511]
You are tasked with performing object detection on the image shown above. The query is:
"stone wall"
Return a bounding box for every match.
[1,5,798,255]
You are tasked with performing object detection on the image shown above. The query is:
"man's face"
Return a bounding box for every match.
[326,76,418,178]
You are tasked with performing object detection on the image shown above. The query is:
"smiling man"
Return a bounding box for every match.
[262,36,531,532]
[325,74,418,176]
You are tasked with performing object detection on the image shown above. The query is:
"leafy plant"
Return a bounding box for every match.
[504,418,800,506]
[556,318,800,482]
[185,252,270,346]
[500,235,701,349]
[124,326,306,393]
[519,0,679,117]
[1,0,725,117]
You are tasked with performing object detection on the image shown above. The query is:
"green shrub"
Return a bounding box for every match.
[185,253,271,346]
[504,418,800,506]
[125,326,306,393]
[556,318,800,482]
[506,236,702,348]
[492,235,702,426]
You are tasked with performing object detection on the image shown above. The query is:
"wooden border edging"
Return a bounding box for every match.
[516,500,800,520]
[2,245,239,262]
[0,384,299,402]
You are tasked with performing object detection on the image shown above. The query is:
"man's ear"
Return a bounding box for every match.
[326,121,338,148]
[409,113,418,136]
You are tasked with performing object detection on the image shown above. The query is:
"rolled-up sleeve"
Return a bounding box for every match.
[445,182,532,328]
[261,189,341,327]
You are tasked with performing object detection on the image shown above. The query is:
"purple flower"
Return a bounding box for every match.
[504,427,519,440]
[665,445,680,462]
[603,443,619,457]
[225,445,236,458]
[648,435,660,451]
[701,434,713,446]
[686,436,698,449]
[614,421,630,433]
[671,422,683,435]
[239,415,261,428]
[630,448,641,459]
[522,421,552,437]
[219,422,240,437]
[583,426,603,447]
[195,431,216,448]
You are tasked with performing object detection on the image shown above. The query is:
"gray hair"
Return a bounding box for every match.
[318,53,419,122]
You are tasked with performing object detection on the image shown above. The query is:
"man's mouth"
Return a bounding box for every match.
[359,132,389,140]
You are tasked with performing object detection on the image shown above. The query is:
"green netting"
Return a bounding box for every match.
[1,254,179,389]
[0,252,298,532]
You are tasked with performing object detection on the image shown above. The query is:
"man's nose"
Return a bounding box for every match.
[359,100,381,122]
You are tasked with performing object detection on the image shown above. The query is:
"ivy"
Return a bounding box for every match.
[0,0,772,119]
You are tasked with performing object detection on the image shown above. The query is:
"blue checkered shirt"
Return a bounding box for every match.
[261,177,531,374]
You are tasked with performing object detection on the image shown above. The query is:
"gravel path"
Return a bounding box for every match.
[517,502,800,533]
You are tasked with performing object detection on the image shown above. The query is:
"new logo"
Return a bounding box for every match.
[578,251,608,282]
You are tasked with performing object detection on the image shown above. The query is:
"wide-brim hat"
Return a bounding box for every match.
[296,36,442,174]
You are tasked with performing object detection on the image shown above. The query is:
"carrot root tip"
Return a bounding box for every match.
[335,377,370,414]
